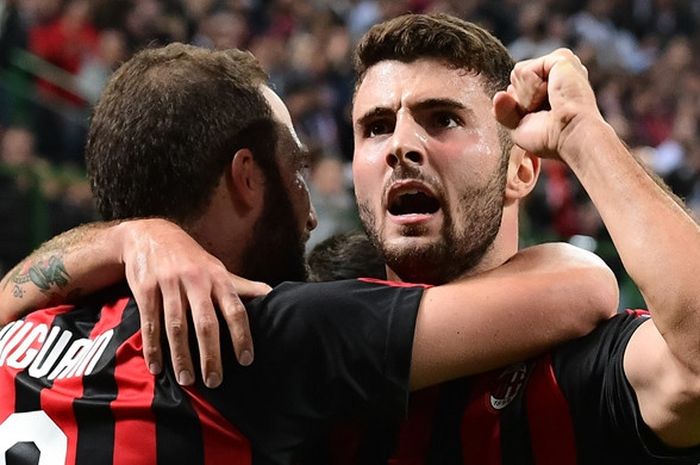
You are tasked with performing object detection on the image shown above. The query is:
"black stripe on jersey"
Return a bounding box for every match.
[427,378,471,465]
[14,365,46,413]
[153,329,204,465]
[355,414,401,465]
[13,310,97,412]
[74,298,140,465]
[499,383,535,465]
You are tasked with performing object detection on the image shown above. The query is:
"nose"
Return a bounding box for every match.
[386,113,426,168]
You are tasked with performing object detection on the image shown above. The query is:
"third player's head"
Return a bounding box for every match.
[352,13,540,284]
[86,43,316,284]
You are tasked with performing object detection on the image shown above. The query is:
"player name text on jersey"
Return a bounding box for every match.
[0,320,113,380]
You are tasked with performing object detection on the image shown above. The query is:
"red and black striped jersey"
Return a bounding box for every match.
[0,279,424,465]
[319,311,700,465]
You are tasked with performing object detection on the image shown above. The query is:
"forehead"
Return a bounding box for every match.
[259,84,306,167]
[352,59,492,121]
[260,84,303,148]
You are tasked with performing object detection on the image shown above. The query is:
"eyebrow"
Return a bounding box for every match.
[412,97,468,113]
[355,98,473,129]
[354,107,395,131]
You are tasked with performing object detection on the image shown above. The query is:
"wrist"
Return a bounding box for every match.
[111,220,136,268]
[557,113,617,167]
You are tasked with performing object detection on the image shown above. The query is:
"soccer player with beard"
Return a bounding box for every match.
[13,13,699,463]
[346,14,700,463]
[0,42,617,464]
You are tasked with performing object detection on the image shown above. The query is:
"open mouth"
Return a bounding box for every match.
[388,186,441,216]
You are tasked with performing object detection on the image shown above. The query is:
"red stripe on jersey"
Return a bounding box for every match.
[358,278,433,289]
[0,322,22,423]
[41,298,129,465]
[111,330,157,465]
[461,374,502,465]
[625,309,650,318]
[389,386,441,465]
[525,356,576,465]
[328,418,365,465]
[90,298,131,337]
[183,385,252,464]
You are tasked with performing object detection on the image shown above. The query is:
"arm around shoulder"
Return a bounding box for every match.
[409,242,617,390]
[0,220,126,324]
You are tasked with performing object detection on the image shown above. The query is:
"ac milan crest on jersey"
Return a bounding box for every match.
[489,362,529,410]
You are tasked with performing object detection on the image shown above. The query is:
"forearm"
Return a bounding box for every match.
[410,243,617,389]
[563,120,700,370]
[0,221,126,324]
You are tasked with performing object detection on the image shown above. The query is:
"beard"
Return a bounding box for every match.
[241,180,309,286]
[359,157,508,285]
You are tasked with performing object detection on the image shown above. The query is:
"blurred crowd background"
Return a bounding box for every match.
[1,0,699,307]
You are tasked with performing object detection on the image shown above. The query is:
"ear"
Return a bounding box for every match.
[504,146,540,203]
[228,148,265,211]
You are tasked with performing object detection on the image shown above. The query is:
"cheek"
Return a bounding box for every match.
[294,177,311,213]
[286,174,310,221]
[353,152,385,200]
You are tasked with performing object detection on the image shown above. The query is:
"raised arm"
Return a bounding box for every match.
[0,219,268,387]
[410,242,617,389]
[494,48,700,447]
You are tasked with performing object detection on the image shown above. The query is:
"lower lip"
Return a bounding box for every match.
[388,211,441,225]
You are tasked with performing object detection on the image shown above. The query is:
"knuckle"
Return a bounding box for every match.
[179,266,200,283]
[201,353,219,368]
[167,320,186,338]
[138,274,157,287]
[143,345,160,360]
[160,273,180,289]
[226,303,247,321]
[236,332,253,345]
[141,320,157,336]
[206,255,225,269]
[196,317,218,337]
[171,352,191,367]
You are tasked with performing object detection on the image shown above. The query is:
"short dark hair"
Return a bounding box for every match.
[354,13,514,96]
[307,231,386,282]
[86,43,276,224]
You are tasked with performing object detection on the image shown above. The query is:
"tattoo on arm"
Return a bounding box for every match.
[4,254,71,299]
[0,220,121,303]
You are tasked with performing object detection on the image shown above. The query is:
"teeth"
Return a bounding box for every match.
[403,189,419,195]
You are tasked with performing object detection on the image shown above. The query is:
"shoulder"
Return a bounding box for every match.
[249,279,426,329]
[556,311,649,360]
[243,279,425,361]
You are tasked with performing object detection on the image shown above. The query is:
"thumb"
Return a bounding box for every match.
[493,90,522,130]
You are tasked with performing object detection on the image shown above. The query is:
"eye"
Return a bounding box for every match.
[365,119,394,138]
[432,112,461,129]
[299,163,311,182]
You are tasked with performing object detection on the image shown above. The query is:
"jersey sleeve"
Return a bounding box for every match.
[553,312,700,463]
[191,279,424,459]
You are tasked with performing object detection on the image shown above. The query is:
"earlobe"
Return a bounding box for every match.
[504,149,540,202]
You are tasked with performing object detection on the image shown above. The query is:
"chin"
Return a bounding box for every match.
[385,235,437,252]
